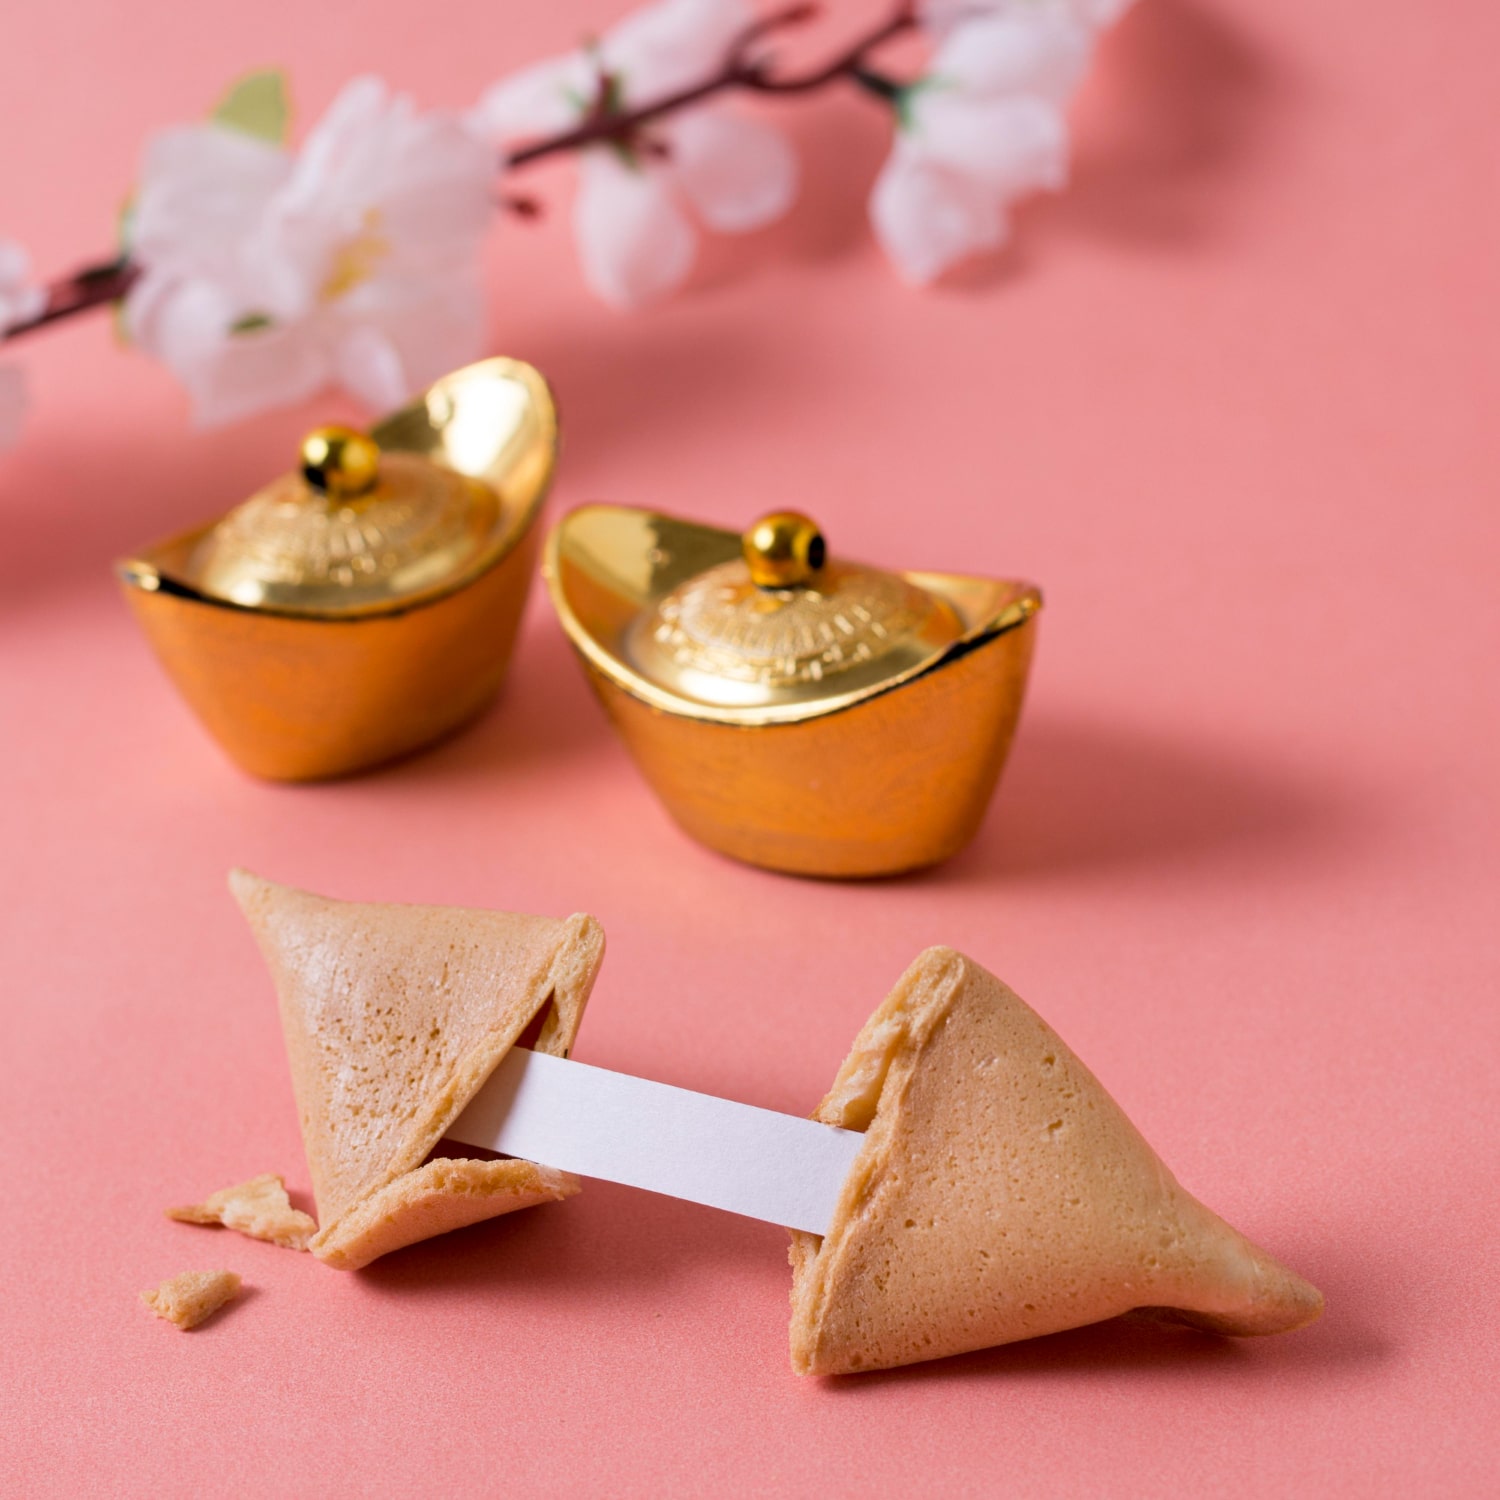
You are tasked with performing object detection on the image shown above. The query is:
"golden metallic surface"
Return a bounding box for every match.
[187,452,499,613]
[117,358,557,781]
[632,556,964,708]
[545,504,1042,877]
[299,426,380,499]
[743,511,826,588]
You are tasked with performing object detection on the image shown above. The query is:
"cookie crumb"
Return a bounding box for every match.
[167,1173,315,1250]
[140,1270,242,1330]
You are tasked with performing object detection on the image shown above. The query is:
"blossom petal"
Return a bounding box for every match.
[929,9,1092,105]
[0,284,45,332]
[278,76,393,219]
[334,324,411,411]
[125,267,234,358]
[605,0,751,103]
[182,324,331,427]
[0,239,45,332]
[909,91,1069,197]
[362,117,495,254]
[471,55,594,145]
[131,275,328,426]
[669,109,797,233]
[131,125,288,277]
[474,0,751,146]
[132,122,309,323]
[870,147,1006,285]
[335,271,488,404]
[0,238,31,287]
[573,151,696,308]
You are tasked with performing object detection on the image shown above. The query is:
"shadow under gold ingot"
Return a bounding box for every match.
[117,358,557,781]
[546,505,1042,878]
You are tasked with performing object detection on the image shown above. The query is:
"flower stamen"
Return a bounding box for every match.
[320,210,391,303]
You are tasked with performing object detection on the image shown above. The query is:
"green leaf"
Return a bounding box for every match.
[211,69,290,145]
[898,78,941,132]
[229,312,275,336]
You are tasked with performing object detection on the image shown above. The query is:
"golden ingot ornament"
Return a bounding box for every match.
[117,358,557,781]
[546,505,1042,878]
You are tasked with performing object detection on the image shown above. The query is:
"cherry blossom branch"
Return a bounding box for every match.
[742,0,916,94]
[3,258,139,343]
[505,1,916,168]
[2,1,919,348]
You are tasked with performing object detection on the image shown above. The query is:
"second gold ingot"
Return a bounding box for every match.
[546,505,1041,878]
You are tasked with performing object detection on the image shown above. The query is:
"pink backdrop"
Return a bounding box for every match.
[2,0,1496,1494]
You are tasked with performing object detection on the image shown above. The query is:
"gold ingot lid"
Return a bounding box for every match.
[186,425,501,615]
[627,511,967,710]
[548,504,1040,727]
[123,360,557,622]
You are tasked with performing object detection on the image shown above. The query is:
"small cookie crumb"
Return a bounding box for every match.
[140,1270,241,1330]
[167,1173,316,1250]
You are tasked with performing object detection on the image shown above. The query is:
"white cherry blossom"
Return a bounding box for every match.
[125,77,495,426]
[472,0,797,309]
[0,240,44,449]
[871,1,1101,284]
[0,239,45,334]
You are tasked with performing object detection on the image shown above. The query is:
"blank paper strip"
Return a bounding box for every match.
[447,1048,865,1236]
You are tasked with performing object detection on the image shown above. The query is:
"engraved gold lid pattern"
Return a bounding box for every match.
[632,558,963,696]
[187,431,501,614]
[547,503,1041,727]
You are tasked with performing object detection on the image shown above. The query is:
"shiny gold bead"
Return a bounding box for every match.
[743,511,826,589]
[300,426,381,500]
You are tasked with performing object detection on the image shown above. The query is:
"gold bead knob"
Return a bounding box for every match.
[743,511,826,589]
[300,426,380,501]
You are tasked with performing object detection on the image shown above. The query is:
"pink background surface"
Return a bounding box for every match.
[2,0,1497,1494]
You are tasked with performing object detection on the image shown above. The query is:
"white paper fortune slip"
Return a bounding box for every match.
[447,1049,866,1236]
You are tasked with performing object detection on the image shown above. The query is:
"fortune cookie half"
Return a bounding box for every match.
[232,871,604,1269]
[789,949,1323,1374]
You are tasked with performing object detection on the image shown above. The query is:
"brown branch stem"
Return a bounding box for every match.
[741,0,916,94]
[3,258,139,343]
[505,0,916,168]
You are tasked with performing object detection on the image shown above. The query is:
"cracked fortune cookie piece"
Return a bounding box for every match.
[140,1270,242,1329]
[230,870,605,1271]
[789,948,1324,1375]
[167,1173,317,1250]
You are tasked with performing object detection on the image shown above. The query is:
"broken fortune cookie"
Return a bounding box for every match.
[231,870,605,1270]
[228,871,1320,1372]
[789,948,1324,1374]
